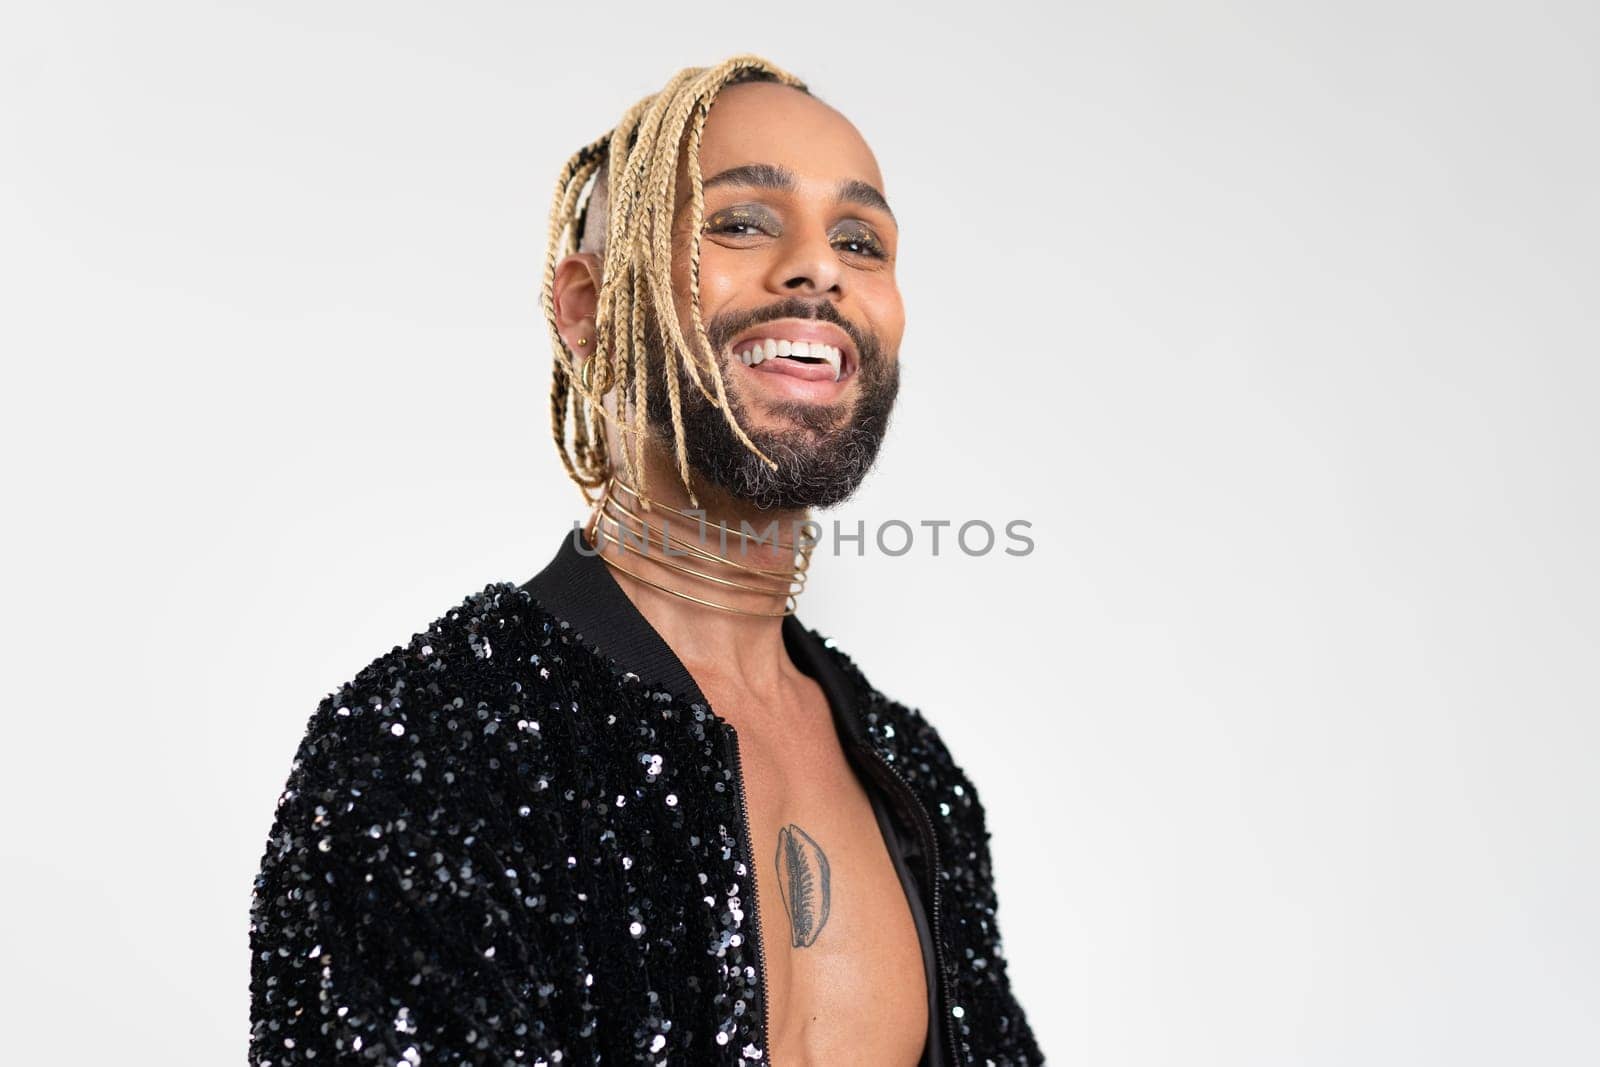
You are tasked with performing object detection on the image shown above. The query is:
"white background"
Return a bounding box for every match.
[3,2,1596,1063]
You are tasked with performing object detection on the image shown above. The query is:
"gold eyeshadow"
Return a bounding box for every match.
[701,206,888,259]
[831,220,887,257]
[703,204,779,233]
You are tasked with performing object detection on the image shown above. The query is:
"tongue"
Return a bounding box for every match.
[754,356,836,382]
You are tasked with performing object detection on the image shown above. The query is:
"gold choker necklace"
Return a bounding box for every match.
[584,476,815,617]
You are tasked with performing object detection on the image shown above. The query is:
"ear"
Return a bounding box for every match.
[552,252,604,356]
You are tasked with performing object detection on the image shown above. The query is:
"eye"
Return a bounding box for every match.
[832,224,887,260]
[703,206,778,239]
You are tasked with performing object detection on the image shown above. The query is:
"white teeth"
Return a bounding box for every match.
[735,338,846,381]
[823,345,841,382]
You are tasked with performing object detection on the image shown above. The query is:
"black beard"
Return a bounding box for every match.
[641,296,900,511]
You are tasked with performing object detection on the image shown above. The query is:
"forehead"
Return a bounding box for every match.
[697,82,885,193]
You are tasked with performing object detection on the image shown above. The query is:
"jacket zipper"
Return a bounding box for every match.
[723,724,772,1065]
[860,745,962,1067]
[724,721,960,1067]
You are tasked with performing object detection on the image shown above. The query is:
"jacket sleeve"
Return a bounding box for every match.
[249,648,579,1065]
[957,772,1049,1065]
[900,700,1050,1065]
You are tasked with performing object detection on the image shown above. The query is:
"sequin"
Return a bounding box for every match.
[249,579,1043,1064]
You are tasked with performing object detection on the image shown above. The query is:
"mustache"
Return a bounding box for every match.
[705,296,879,367]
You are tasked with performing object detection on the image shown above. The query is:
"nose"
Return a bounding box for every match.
[766,226,843,299]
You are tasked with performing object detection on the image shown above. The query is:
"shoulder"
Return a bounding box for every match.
[795,622,985,802]
[259,580,568,864]
[257,579,598,904]
[316,579,547,717]
[284,580,570,783]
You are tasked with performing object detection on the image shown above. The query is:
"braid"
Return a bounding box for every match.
[541,135,607,489]
[540,56,809,509]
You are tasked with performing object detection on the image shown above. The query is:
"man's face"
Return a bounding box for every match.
[651,81,904,511]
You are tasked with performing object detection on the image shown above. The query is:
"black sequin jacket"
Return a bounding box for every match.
[250,531,1045,1065]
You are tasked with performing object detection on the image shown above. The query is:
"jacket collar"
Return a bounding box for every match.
[518,527,863,738]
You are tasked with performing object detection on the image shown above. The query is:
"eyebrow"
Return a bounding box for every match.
[702,162,895,222]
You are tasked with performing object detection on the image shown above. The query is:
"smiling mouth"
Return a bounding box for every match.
[730,337,854,383]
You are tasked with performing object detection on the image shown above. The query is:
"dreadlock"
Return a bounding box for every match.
[540,56,810,511]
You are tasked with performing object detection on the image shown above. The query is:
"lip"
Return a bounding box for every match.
[726,318,859,383]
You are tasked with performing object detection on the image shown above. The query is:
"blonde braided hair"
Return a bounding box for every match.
[541,56,810,511]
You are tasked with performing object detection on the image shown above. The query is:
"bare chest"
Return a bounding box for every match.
[708,680,928,1067]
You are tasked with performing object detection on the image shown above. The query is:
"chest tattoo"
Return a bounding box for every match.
[774,823,833,947]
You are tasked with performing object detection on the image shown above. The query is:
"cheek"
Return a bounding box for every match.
[862,279,906,356]
[671,239,751,335]
[690,243,757,313]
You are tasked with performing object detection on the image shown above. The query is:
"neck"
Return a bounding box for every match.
[586,449,814,688]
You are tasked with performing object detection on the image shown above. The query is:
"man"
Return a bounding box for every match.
[250,56,1043,1066]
